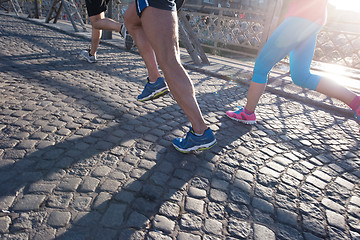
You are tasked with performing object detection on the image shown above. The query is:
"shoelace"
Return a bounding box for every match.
[180,130,193,145]
[355,113,360,122]
[234,107,245,115]
[355,106,360,123]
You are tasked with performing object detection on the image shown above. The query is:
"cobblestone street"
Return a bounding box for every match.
[0,13,360,240]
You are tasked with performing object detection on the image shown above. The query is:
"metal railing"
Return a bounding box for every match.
[315,27,360,70]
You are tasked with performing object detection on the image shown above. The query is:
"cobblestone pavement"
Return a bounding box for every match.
[1,14,360,240]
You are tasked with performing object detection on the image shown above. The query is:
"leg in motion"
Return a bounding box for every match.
[124,3,169,101]
[138,6,216,152]
[227,17,303,123]
[289,24,360,129]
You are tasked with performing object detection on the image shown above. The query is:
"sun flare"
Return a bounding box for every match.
[329,0,360,12]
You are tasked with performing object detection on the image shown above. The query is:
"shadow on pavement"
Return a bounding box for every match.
[1,14,359,239]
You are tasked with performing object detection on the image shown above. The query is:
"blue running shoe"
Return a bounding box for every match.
[172,127,217,153]
[137,77,169,102]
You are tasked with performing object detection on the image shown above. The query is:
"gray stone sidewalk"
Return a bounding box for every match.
[0,13,360,240]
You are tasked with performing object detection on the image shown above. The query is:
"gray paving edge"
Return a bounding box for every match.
[2,11,356,120]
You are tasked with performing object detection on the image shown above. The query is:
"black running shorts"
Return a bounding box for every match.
[136,0,185,17]
[85,0,110,17]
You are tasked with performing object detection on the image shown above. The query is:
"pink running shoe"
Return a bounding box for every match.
[226,107,256,124]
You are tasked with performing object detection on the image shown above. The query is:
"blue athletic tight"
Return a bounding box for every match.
[252,17,323,90]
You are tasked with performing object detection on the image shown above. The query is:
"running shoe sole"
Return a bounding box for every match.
[226,114,256,124]
[172,139,217,153]
[80,52,96,63]
[125,35,134,51]
[138,88,169,102]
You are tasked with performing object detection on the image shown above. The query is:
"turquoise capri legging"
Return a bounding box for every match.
[252,17,323,90]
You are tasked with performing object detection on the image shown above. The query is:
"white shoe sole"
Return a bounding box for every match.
[226,114,256,124]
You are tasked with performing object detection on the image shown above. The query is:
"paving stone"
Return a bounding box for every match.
[100,203,127,228]
[321,198,344,213]
[177,232,201,240]
[139,159,156,170]
[141,184,164,201]
[253,224,275,240]
[188,187,207,198]
[3,149,26,159]
[73,211,102,227]
[159,201,181,219]
[328,226,348,240]
[16,140,38,149]
[78,177,100,192]
[191,177,209,189]
[147,231,172,240]
[0,196,16,210]
[180,213,202,230]
[305,175,327,189]
[47,194,73,209]
[335,177,354,190]
[208,202,225,220]
[47,211,71,227]
[312,170,332,182]
[350,196,360,207]
[254,184,273,201]
[259,167,281,178]
[204,218,222,235]
[99,179,121,192]
[185,197,205,214]
[209,189,227,202]
[56,178,82,192]
[12,194,46,211]
[0,216,11,234]
[114,190,135,203]
[37,140,55,149]
[252,197,274,214]
[28,183,56,194]
[276,208,298,227]
[32,227,56,240]
[211,178,229,191]
[281,174,301,187]
[229,189,250,205]
[283,153,300,161]
[10,213,31,231]
[130,168,147,179]
[300,202,323,220]
[276,224,303,240]
[227,219,252,239]
[326,210,346,230]
[303,232,324,240]
[0,232,29,240]
[302,215,326,237]
[168,178,188,190]
[71,196,92,211]
[350,231,360,240]
[127,211,149,228]
[117,162,134,174]
[92,192,111,211]
[123,179,143,192]
[153,215,175,233]
[260,148,277,157]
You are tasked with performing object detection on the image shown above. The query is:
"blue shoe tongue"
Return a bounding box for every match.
[234,109,241,114]
[234,106,243,114]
